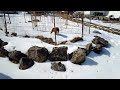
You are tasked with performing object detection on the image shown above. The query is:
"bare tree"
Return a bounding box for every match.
[53,13,55,28]
[31,11,34,29]
[81,11,84,38]
[31,11,38,29]
[53,12,57,45]
[89,11,91,34]
[3,12,8,36]
[24,12,27,23]
[65,11,69,28]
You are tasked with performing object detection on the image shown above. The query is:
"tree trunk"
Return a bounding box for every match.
[8,14,11,24]
[89,12,91,34]
[31,12,34,29]
[81,11,84,38]
[65,11,69,28]
[53,13,55,28]
[24,12,27,23]
[3,12,8,36]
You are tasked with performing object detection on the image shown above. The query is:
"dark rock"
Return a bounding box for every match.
[86,43,93,55]
[43,38,53,44]
[27,46,49,63]
[70,37,83,43]
[93,44,103,54]
[11,32,17,37]
[49,46,68,61]
[24,35,30,38]
[2,42,8,47]
[36,35,54,44]
[0,27,3,30]
[92,36,108,47]
[59,41,67,44]
[0,48,9,57]
[0,39,3,46]
[51,62,66,72]
[19,57,34,70]
[93,30,101,34]
[70,48,86,64]
[0,39,8,48]
[28,21,32,22]
[8,50,27,64]
[68,52,73,60]
[35,35,44,40]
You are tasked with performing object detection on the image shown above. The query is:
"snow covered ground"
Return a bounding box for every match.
[0,12,120,79]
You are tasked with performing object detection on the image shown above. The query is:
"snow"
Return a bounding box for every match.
[107,11,120,18]
[0,12,120,79]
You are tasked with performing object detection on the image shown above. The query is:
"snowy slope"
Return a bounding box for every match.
[0,12,120,79]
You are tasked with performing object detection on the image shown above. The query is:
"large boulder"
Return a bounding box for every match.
[70,48,86,64]
[51,62,66,72]
[86,43,93,55]
[93,44,103,54]
[19,57,34,70]
[70,37,83,43]
[8,50,27,64]
[92,36,108,47]
[0,48,9,57]
[49,46,68,61]
[27,46,49,63]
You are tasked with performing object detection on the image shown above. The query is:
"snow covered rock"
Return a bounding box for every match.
[51,62,66,72]
[86,43,93,55]
[8,50,27,64]
[70,37,83,43]
[27,46,49,63]
[43,38,53,44]
[19,57,34,70]
[92,36,108,47]
[93,44,103,54]
[93,30,101,34]
[49,46,68,61]
[0,48,9,57]
[36,35,54,44]
[70,48,86,64]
